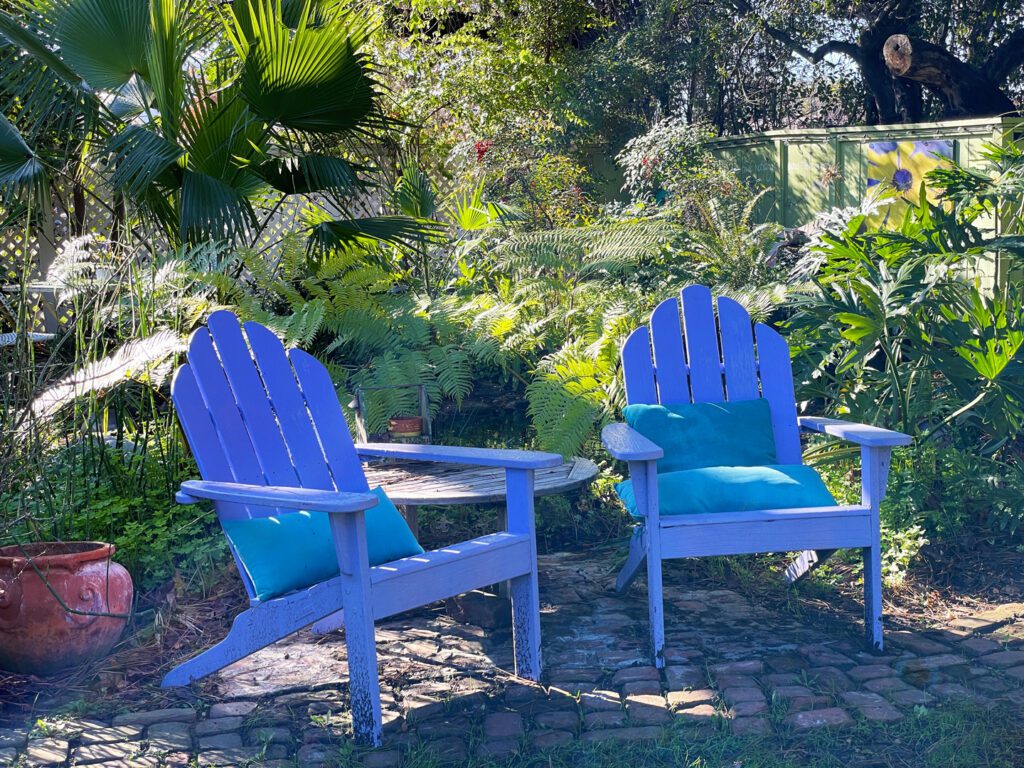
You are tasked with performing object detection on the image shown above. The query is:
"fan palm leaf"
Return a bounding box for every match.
[0,114,49,211]
[55,0,152,90]
[228,0,377,135]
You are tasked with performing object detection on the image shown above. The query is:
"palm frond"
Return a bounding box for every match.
[393,165,437,219]
[229,0,377,135]
[55,0,153,90]
[309,215,444,251]
[105,125,184,197]
[179,169,257,243]
[30,329,185,422]
[256,154,364,196]
[0,113,49,211]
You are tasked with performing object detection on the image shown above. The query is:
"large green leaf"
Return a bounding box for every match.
[105,125,184,197]
[230,0,376,134]
[56,0,153,90]
[179,169,256,243]
[393,165,437,220]
[309,215,443,250]
[0,7,101,139]
[179,88,265,197]
[255,154,363,196]
[0,113,48,210]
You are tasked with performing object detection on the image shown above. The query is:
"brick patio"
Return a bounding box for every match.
[2,551,1023,767]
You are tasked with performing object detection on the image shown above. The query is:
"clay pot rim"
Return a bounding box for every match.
[388,416,423,426]
[0,541,115,569]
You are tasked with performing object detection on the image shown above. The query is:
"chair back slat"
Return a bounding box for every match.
[290,348,371,494]
[717,296,760,401]
[620,285,803,465]
[206,312,300,488]
[621,326,658,405]
[680,285,724,403]
[171,366,250,521]
[244,322,336,491]
[185,327,267,488]
[754,322,802,464]
[649,298,690,404]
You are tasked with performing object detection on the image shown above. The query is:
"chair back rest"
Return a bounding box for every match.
[172,310,370,520]
[621,285,801,464]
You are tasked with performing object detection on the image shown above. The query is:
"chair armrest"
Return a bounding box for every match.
[176,480,380,513]
[355,443,562,470]
[799,417,911,448]
[602,423,664,461]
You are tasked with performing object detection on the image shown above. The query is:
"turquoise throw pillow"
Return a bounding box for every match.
[223,487,424,602]
[622,399,776,474]
[616,464,836,519]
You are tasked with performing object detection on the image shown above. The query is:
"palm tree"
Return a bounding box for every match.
[0,0,433,251]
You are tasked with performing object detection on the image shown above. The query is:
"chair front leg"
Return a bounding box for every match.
[506,468,542,680]
[330,510,383,747]
[629,459,665,668]
[861,445,892,652]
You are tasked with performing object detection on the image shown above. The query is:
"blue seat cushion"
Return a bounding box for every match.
[615,464,836,519]
[222,487,424,602]
[622,399,777,474]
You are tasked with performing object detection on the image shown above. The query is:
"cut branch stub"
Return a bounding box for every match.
[883,34,1017,118]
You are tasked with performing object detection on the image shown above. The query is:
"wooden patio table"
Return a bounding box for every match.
[364,455,599,537]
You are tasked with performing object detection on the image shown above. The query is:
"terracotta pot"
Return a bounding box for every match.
[0,542,133,676]
[387,416,423,438]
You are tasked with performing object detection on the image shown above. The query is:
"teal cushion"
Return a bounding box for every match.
[616,464,836,519]
[222,487,424,602]
[622,399,777,474]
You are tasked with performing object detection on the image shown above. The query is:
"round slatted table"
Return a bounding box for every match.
[363,456,599,537]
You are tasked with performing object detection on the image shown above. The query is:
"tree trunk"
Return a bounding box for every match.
[883,34,1017,117]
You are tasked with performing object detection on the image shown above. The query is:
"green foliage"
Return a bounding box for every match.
[789,144,1024,540]
[1,0,434,250]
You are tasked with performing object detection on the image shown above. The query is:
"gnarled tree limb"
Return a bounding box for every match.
[883,33,1017,117]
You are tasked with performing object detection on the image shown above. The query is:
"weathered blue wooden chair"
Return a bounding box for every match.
[603,285,910,667]
[162,311,560,745]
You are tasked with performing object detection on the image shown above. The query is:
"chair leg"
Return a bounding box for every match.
[784,549,837,583]
[615,526,647,593]
[343,602,383,746]
[864,543,883,652]
[646,524,666,669]
[626,459,665,668]
[331,512,383,747]
[506,468,542,680]
[310,609,345,635]
[861,445,891,653]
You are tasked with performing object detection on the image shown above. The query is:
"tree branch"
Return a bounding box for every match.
[884,34,1017,117]
[983,28,1024,85]
[729,0,858,65]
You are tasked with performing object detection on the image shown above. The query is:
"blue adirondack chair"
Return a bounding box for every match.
[603,285,910,667]
[162,311,561,745]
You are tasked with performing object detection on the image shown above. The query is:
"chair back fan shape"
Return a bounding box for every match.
[172,310,368,597]
[620,284,802,465]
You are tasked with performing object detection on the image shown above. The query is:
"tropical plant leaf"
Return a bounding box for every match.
[309,215,443,250]
[30,329,185,422]
[230,0,376,134]
[256,154,363,196]
[55,0,153,90]
[179,169,256,243]
[0,113,48,210]
[179,88,265,193]
[105,125,184,197]
[393,165,437,219]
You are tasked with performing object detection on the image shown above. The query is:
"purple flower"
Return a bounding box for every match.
[892,168,914,191]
